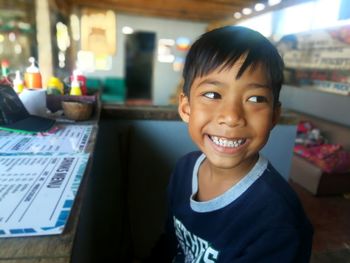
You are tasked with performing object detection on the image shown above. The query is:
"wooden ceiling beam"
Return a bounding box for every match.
[83,6,215,21]
[68,0,309,22]
[71,0,241,13]
[191,0,258,6]
[68,0,250,21]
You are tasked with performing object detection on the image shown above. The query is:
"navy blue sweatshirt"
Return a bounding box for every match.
[152,151,313,263]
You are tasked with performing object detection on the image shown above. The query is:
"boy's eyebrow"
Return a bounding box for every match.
[197,79,224,87]
[246,83,270,89]
[197,79,270,89]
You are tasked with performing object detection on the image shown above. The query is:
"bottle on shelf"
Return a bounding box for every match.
[13,70,24,94]
[24,57,42,89]
[1,59,9,78]
[70,69,87,95]
[0,59,11,85]
[69,73,82,96]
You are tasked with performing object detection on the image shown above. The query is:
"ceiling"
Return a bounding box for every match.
[67,0,274,22]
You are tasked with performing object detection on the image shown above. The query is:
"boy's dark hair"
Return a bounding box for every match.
[182,26,284,105]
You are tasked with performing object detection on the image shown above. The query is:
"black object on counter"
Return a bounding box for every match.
[0,84,55,133]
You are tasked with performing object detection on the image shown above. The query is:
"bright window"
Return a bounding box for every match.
[311,0,341,29]
[235,0,346,40]
[275,2,314,36]
[238,12,272,37]
[274,0,342,37]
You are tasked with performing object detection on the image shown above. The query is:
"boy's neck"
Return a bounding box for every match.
[196,154,259,202]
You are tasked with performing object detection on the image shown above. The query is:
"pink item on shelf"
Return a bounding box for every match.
[297,121,314,134]
[294,144,350,174]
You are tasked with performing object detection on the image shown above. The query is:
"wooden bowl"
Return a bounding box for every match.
[62,100,94,121]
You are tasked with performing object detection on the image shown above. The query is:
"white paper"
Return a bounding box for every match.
[19,89,47,116]
[0,153,89,237]
[0,125,93,155]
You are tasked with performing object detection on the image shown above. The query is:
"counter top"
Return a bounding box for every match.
[102,103,180,120]
[102,103,299,125]
[0,96,101,263]
[0,124,98,263]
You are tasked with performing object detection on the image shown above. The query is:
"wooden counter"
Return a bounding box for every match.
[102,103,298,124]
[0,95,101,263]
[102,103,180,120]
[0,124,98,263]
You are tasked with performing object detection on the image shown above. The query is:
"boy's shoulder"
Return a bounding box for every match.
[168,151,202,198]
[170,151,202,186]
[176,151,202,169]
[260,164,299,203]
[174,152,303,214]
[251,163,309,225]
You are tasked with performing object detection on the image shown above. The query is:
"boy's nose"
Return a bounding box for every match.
[217,101,246,127]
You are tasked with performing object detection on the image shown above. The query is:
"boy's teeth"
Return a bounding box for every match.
[210,136,245,148]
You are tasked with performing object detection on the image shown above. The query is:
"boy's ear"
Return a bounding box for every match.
[178,93,190,123]
[271,102,281,128]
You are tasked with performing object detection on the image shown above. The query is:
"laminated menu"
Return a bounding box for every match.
[0,124,93,154]
[0,124,94,237]
[0,153,89,237]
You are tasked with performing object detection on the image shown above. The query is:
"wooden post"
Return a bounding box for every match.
[35,0,54,88]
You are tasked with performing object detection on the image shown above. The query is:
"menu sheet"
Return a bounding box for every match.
[0,125,93,155]
[0,154,89,237]
[0,124,94,237]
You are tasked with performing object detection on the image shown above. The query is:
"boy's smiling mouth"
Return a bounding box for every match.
[209,135,246,148]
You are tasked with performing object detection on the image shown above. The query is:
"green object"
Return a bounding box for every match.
[102,77,126,103]
[101,94,125,103]
[0,126,40,134]
[86,77,102,94]
[46,87,62,95]
[1,66,9,77]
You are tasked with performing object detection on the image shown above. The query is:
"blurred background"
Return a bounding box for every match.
[1,1,350,262]
[1,0,350,105]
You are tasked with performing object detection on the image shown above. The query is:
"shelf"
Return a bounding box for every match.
[280,85,350,127]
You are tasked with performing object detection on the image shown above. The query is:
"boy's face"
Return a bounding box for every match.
[178,61,281,175]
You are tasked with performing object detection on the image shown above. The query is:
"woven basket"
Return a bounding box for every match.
[62,100,93,121]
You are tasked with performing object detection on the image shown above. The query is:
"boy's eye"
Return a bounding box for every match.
[203,92,221,99]
[248,96,268,103]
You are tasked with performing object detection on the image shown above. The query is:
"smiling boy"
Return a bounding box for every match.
[179,58,279,193]
[146,26,313,263]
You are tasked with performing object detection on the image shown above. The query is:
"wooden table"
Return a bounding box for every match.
[0,123,98,263]
[102,103,180,120]
[0,94,100,263]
